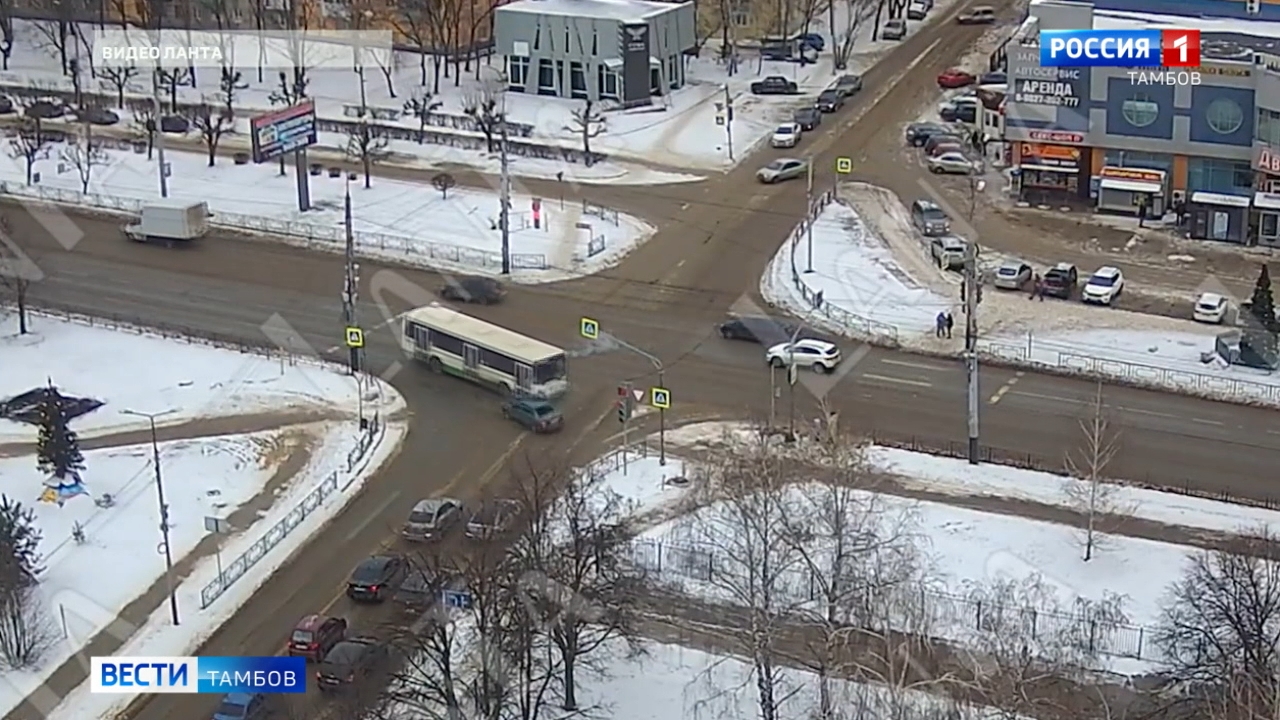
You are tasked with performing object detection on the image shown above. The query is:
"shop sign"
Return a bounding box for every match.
[1254,144,1280,174]
[1028,130,1084,144]
[1020,143,1080,168]
[1199,64,1251,77]
[1255,191,1280,210]
[1099,166,1163,183]
[1013,67,1083,108]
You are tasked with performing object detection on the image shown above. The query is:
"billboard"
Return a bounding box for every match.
[250,102,317,163]
[619,23,651,105]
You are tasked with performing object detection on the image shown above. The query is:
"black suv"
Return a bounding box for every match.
[346,555,408,602]
[793,106,821,131]
[1041,263,1078,299]
[439,275,505,304]
[816,90,843,112]
[904,122,951,146]
[317,636,388,690]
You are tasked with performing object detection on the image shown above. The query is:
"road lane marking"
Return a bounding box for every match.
[859,373,932,388]
[1008,390,1182,419]
[1192,418,1225,426]
[988,371,1024,405]
[879,358,949,372]
[342,488,402,542]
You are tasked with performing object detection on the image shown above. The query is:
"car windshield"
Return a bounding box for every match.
[408,510,434,524]
[998,266,1019,275]
[922,208,945,220]
[533,354,566,384]
[533,405,555,416]
[291,630,313,643]
[820,91,837,99]
[1197,299,1220,309]
[215,702,246,718]
[776,125,794,134]
[1090,274,1116,287]
[766,160,788,170]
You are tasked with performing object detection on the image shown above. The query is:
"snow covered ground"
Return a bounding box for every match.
[0,142,655,282]
[759,183,1280,407]
[0,311,409,718]
[0,3,954,174]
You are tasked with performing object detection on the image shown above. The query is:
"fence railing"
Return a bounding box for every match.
[200,410,385,608]
[785,198,1280,409]
[0,182,550,272]
[627,537,1154,660]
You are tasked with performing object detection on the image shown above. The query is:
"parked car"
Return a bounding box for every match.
[24,100,64,119]
[937,68,977,89]
[1082,266,1125,305]
[717,315,800,344]
[816,89,844,112]
[926,140,965,157]
[78,107,119,125]
[911,198,951,236]
[393,566,440,610]
[793,105,822,130]
[771,122,802,148]
[957,5,996,23]
[923,132,965,155]
[978,71,1007,85]
[287,614,348,661]
[750,76,798,94]
[213,692,268,720]
[940,99,978,123]
[905,122,951,146]
[756,158,808,183]
[317,636,388,691]
[907,0,929,19]
[993,259,1032,290]
[765,339,842,373]
[930,236,968,270]
[1041,263,1078,299]
[0,96,14,114]
[439,275,505,304]
[926,152,977,174]
[346,555,407,602]
[159,114,189,133]
[501,397,563,433]
[466,499,521,539]
[1194,292,1229,323]
[881,18,907,39]
[798,32,825,50]
[401,497,463,541]
[830,74,863,97]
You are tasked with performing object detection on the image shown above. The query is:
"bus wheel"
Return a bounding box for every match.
[427,357,443,373]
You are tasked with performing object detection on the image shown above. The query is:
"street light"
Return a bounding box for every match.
[121,408,180,626]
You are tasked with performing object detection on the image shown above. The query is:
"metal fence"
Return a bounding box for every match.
[200,410,386,608]
[627,537,1154,660]
[0,182,550,272]
[784,197,1280,409]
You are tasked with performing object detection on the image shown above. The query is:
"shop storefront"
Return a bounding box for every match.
[1187,191,1251,243]
[1096,166,1167,216]
[1015,142,1084,202]
[1256,191,1280,247]
[1253,143,1280,247]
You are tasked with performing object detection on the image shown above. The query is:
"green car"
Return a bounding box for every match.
[501,398,563,433]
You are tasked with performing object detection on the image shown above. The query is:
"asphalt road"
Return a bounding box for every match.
[4,3,1280,717]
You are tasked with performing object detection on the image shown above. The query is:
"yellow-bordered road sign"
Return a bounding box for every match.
[344,327,364,348]
[650,387,671,409]
[836,157,853,174]
[580,317,600,340]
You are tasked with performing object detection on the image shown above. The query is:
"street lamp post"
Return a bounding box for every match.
[121,408,179,626]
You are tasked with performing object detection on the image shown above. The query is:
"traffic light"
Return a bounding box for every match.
[617,399,630,424]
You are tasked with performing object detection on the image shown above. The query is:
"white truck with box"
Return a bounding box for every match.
[123,201,211,244]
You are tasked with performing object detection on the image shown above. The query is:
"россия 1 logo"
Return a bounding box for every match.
[1039,29,1201,67]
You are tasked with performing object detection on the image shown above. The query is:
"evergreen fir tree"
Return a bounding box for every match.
[1249,264,1277,332]
[34,385,85,485]
[0,495,43,588]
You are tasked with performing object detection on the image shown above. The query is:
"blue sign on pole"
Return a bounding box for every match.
[442,590,473,609]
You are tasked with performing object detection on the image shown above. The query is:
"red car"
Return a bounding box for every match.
[937,69,976,89]
[287,614,347,661]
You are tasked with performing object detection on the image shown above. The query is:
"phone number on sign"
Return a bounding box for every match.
[1013,93,1080,108]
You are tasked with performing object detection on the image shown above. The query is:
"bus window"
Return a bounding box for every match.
[535,355,567,384]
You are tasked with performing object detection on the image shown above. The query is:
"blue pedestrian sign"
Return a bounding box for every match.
[650,387,671,409]
[442,589,473,609]
[580,317,600,340]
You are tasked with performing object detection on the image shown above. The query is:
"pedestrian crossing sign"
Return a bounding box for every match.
[650,387,671,409]
[344,327,364,348]
[580,317,600,340]
[836,157,853,174]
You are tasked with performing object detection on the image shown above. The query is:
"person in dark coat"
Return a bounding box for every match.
[944,311,954,339]
[1029,273,1040,299]
[935,311,946,338]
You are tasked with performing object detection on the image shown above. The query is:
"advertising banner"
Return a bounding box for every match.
[249,101,317,163]
[1009,45,1091,133]
[1020,143,1080,169]
[1254,143,1280,174]
[619,23,650,105]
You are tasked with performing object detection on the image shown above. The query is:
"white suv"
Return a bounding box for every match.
[1082,266,1124,305]
[765,339,841,373]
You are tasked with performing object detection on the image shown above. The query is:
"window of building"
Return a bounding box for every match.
[1102,149,1172,172]
[597,64,619,99]
[1187,157,1253,195]
[507,56,529,88]
[1121,93,1159,128]
[533,25,541,51]
[565,28,570,49]
[1206,98,1244,135]
[537,59,556,95]
[591,30,598,55]
[570,62,588,99]
[729,0,750,25]
[1258,108,1280,146]
[1262,213,1279,240]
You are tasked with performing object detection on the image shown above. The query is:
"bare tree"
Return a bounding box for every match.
[431,173,456,199]
[272,0,313,108]
[154,67,193,111]
[0,0,14,71]
[373,47,398,98]
[389,0,439,88]
[130,101,158,160]
[345,116,390,189]
[99,63,140,108]
[403,89,441,144]
[29,2,75,75]
[1063,382,1128,562]
[1156,527,1280,720]
[186,101,233,167]
[60,122,108,193]
[0,585,54,670]
[8,117,52,185]
[566,100,605,166]
[0,213,35,335]
[832,0,877,70]
[462,75,504,152]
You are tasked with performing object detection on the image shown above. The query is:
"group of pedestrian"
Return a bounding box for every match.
[934,310,954,338]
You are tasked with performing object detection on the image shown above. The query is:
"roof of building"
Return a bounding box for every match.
[498,0,677,21]
[1021,1,1280,59]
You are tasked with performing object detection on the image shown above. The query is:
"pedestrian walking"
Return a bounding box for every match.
[944,311,954,339]
[1137,197,1148,228]
[935,311,946,338]
[1029,273,1040,300]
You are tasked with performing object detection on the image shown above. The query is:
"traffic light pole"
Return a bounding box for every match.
[619,382,633,476]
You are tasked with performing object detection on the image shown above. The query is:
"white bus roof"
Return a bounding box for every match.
[402,305,564,364]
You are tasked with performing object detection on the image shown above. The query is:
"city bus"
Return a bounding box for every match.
[400,304,568,398]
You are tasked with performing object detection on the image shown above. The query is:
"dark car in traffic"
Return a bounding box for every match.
[317,636,387,691]
[1042,263,1078,299]
[904,122,951,146]
[750,76,798,95]
[816,90,843,112]
[346,555,407,602]
[439,275,505,304]
[717,315,798,345]
[793,106,821,130]
[501,397,563,433]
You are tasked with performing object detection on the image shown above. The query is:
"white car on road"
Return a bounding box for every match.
[771,122,802,148]
[1193,292,1229,323]
[1082,266,1124,305]
[766,339,842,373]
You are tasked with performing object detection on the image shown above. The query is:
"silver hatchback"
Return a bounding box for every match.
[402,497,462,541]
[757,158,809,184]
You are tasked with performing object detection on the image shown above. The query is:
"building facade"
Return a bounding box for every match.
[1254,66,1280,245]
[493,0,695,104]
[1089,0,1280,22]
[1004,0,1278,243]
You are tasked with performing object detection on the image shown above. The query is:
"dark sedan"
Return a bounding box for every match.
[904,122,951,146]
[716,316,832,345]
[793,106,821,130]
[345,555,407,602]
[816,90,843,112]
[439,275,505,304]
